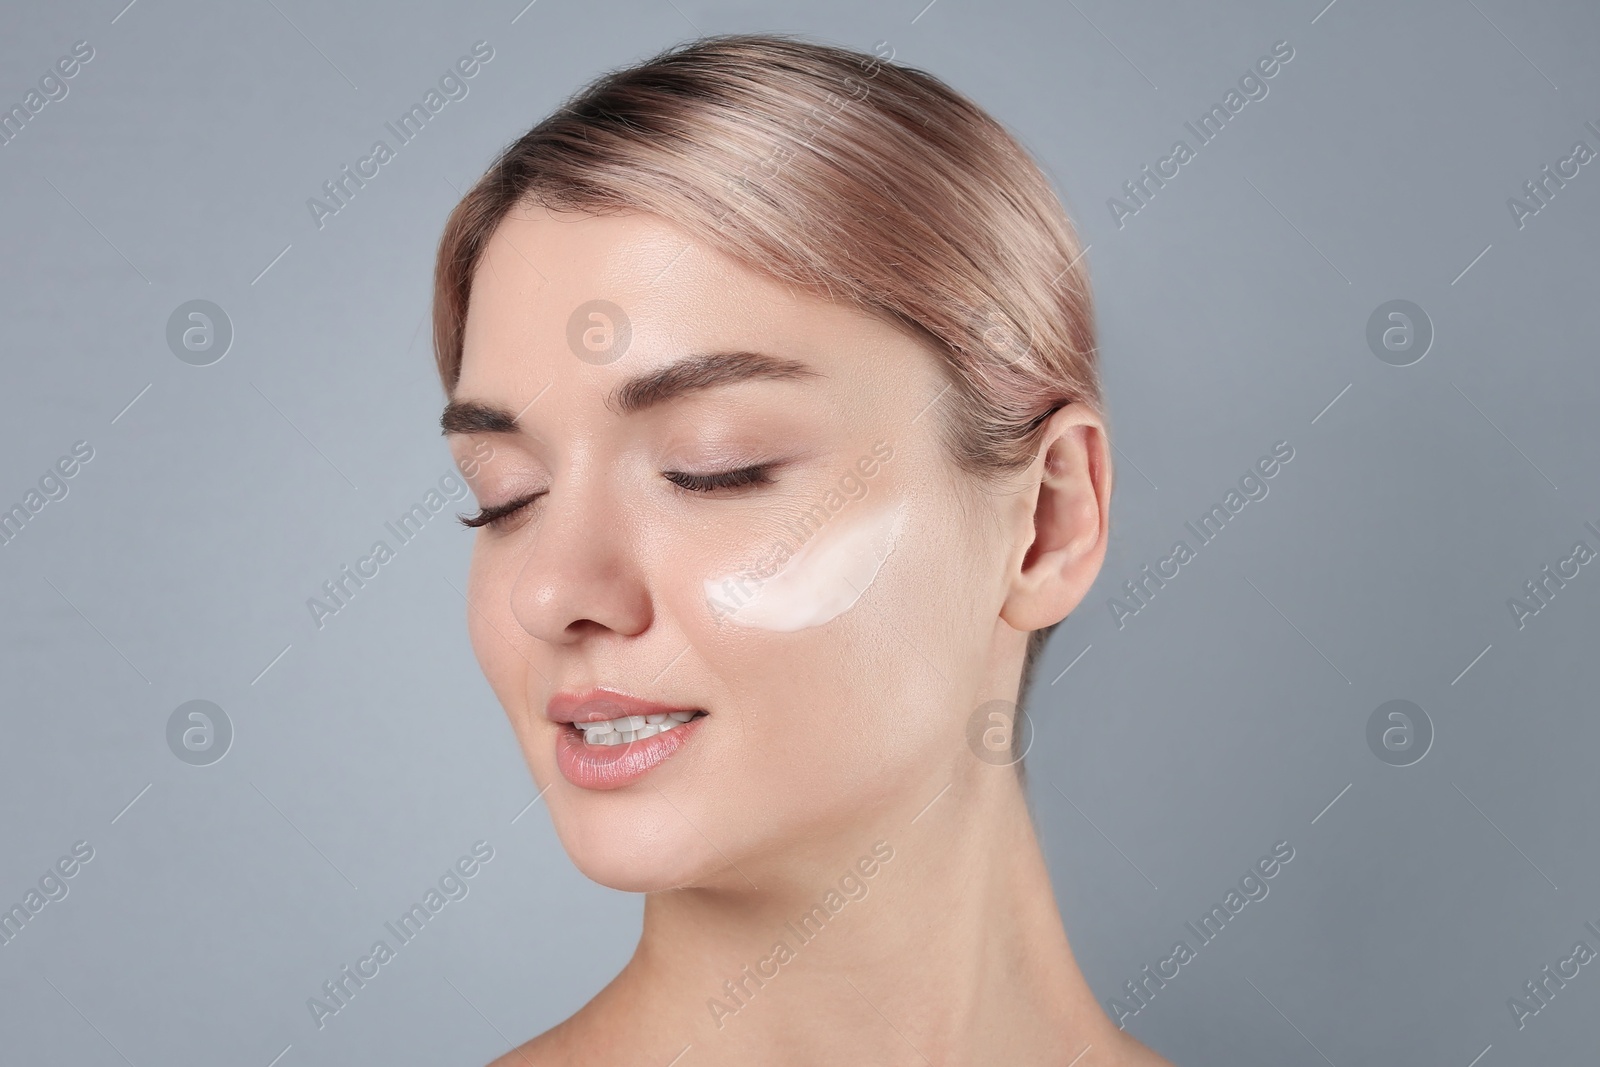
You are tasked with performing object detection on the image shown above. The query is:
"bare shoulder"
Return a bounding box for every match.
[484,1034,550,1066]
[481,1003,625,1067]
[1106,1028,1178,1067]
[482,1020,574,1067]
[480,962,648,1066]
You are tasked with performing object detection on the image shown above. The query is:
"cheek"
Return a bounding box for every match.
[465,540,537,734]
[663,489,980,784]
[699,497,906,632]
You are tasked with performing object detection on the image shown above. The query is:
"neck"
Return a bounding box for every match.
[563,758,1144,1065]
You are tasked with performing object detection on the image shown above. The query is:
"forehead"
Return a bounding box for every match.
[454,205,910,400]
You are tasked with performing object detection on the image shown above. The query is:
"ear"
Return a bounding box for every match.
[998,403,1112,633]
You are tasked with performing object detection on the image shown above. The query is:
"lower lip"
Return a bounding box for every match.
[554,716,706,790]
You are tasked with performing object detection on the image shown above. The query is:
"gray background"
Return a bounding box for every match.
[2,0,1596,1063]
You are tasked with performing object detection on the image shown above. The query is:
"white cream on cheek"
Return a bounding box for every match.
[704,498,908,632]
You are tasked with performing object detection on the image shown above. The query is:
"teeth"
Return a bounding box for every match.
[577,710,702,745]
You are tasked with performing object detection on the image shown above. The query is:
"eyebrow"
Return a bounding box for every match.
[439,350,822,435]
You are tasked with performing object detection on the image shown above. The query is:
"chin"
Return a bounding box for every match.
[551,800,731,893]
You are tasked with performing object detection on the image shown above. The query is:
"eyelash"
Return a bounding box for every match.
[458,494,542,529]
[458,465,775,530]
[663,464,774,494]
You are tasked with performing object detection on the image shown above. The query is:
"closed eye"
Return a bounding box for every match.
[664,464,774,493]
[459,493,543,529]
[460,465,774,528]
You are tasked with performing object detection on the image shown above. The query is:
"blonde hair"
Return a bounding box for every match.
[432,32,1102,722]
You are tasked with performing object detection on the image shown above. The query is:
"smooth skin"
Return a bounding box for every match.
[447,202,1169,1066]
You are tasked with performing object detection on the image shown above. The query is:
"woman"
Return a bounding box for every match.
[434,32,1168,1066]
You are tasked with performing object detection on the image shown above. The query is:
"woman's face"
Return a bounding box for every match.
[448,203,1018,892]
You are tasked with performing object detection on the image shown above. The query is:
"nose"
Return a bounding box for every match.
[507,474,652,645]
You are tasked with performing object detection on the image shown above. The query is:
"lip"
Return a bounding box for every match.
[547,687,702,724]
[548,687,707,790]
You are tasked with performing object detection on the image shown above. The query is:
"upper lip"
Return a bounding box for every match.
[546,687,703,724]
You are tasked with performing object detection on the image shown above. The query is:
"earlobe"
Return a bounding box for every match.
[1000,406,1112,633]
